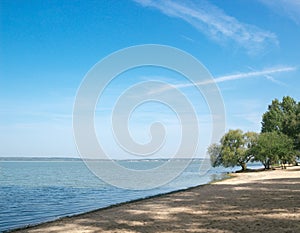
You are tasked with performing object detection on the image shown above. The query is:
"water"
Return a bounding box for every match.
[0,159,260,232]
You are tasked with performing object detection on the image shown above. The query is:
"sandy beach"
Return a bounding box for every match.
[12,166,300,233]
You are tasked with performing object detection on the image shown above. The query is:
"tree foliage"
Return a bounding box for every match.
[262,96,300,151]
[208,143,222,167]
[208,130,258,171]
[208,96,299,171]
[251,132,295,169]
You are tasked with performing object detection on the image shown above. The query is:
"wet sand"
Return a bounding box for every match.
[12,166,300,233]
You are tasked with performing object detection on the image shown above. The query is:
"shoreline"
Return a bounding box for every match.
[10,166,300,233]
[6,173,231,233]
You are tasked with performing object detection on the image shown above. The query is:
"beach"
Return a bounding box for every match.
[12,166,300,233]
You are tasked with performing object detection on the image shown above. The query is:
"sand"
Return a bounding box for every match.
[12,166,300,233]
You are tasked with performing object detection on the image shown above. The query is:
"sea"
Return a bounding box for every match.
[0,158,262,232]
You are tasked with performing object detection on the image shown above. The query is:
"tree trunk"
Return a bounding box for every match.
[265,160,270,169]
[241,162,247,171]
[263,162,268,169]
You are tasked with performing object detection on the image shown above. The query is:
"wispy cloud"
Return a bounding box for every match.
[212,66,296,84]
[134,0,278,54]
[258,0,300,25]
[148,66,296,94]
[264,75,287,87]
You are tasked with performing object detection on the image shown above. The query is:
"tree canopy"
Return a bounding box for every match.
[208,96,299,171]
[209,130,258,171]
[262,96,300,151]
[250,132,295,169]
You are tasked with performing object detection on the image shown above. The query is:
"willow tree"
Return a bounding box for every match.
[208,129,258,171]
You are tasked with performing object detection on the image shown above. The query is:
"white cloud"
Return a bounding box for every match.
[134,0,278,54]
[258,0,300,25]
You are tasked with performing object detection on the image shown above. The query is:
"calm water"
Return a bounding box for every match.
[0,159,247,232]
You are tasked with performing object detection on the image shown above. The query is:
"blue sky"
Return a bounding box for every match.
[1,0,300,158]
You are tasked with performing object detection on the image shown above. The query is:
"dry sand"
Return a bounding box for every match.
[12,166,300,233]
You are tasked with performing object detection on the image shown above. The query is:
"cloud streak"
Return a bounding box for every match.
[148,66,296,94]
[212,66,296,84]
[134,0,278,54]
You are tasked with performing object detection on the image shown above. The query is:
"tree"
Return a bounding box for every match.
[262,96,300,151]
[261,98,283,133]
[208,130,258,171]
[220,129,247,170]
[251,132,295,169]
[244,131,259,150]
[243,131,259,163]
[208,143,222,167]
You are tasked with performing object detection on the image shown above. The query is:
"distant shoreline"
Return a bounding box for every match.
[0,157,209,162]
[0,157,82,162]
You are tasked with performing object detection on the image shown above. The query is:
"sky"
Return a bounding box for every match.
[0,0,300,158]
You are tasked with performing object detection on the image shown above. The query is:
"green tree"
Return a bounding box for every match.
[244,131,259,162]
[251,132,295,169]
[262,96,300,151]
[244,131,259,149]
[208,143,222,167]
[262,98,283,133]
[208,130,258,171]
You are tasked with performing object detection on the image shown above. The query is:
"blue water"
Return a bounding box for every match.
[0,159,261,232]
